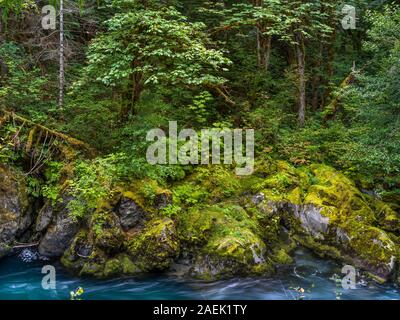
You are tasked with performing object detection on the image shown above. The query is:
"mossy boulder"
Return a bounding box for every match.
[103,254,140,277]
[90,209,124,255]
[303,165,397,281]
[116,195,148,231]
[178,204,274,280]
[61,228,140,278]
[251,162,399,282]
[61,230,94,274]
[127,217,180,272]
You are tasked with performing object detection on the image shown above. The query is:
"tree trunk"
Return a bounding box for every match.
[58,0,64,109]
[311,43,323,111]
[323,17,337,106]
[132,72,143,108]
[254,0,271,73]
[295,33,306,126]
[257,29,271,72]
[0,9,4,44]
[311,75,319,111]
[130,59,143,114]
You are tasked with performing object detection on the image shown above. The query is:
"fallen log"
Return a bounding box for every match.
[0,109,96,158]
[13,242,39,249]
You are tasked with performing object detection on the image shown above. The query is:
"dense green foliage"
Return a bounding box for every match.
[0,0,399,203]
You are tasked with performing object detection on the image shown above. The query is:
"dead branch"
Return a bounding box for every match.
[205,84,236,106]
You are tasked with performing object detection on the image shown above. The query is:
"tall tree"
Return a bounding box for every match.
[77,4,230,117]
[282,0,333,126]
[59,0,64,109]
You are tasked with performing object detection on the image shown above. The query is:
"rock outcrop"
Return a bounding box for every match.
[0,165,32,257]
[248,162,400,283]
[38,196,80,257]
[0,160,398,284]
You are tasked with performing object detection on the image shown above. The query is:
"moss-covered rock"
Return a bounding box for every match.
[250,162,399,282]
[273,248,294,265]
[172,166,242,207]
[61,230,92,273]
[178,204,274,280]
[55,160,400,282]
[127,217,180,272]
[61,228,140,278]
[90,209,124,255]
[371,199,400,232]
[103,254,141,277]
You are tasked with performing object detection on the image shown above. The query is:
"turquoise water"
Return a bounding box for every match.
[0,248,399,300]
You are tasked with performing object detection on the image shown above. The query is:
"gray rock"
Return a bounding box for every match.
[35,202,53,232]
[251,192,265,205]
[154,193,172,209]
[38,196,80,257]
[0,165,32,258]
[336,227,351,244]
[293,204,329,239]
[116,197,147,230]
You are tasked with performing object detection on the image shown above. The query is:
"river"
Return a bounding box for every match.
[0,247,398,300]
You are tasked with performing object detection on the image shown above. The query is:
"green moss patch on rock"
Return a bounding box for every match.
[90,209,125,255]
[178,204,274,280]
[127,217,180,272]
[249,162,400,283]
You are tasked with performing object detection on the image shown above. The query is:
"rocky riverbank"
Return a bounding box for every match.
[0,160,399,283]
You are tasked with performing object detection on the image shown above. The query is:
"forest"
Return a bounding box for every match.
[0,0,399,300]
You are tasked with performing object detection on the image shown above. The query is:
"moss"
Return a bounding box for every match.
[371,199,400,232]
[90,209,124,254]
[247,161,310,204]
[286,187,302,205]
[178,204,259,246]
[263,172,295,191]
[273,249,294,265]
[179,204,273,279]
[103,254,140,277]
[57,161,399,282]
[347,226,397,269]
[61,230,92,272]
[121,191,147,212]
[80,260,105,277]
[293,234,342,260]
[103,258,122,277]
[118,254,140,274]
[175,166,242,204]
[127,217,179,271]
[303,165,376,227]
[253,158,278,177]
[120,179,172,210]
[0,165,30,215]
[239,174,266,194]
[380,190,400,209]
[178,207,218,245]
